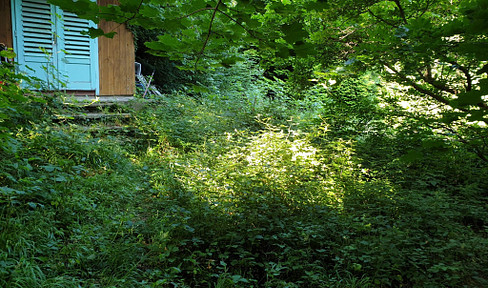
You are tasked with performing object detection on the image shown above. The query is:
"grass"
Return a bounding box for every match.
[1,76,488,287]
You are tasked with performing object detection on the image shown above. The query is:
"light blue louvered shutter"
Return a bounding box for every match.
[13,0,99,92]
[58,11,99,91]
[14,0,58,88]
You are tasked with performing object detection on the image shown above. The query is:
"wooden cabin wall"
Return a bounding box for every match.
[98,0,135,96]
[0,0,13,48]
[2,0,135,95]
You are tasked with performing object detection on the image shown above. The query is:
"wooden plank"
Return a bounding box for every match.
[98,0,135,96]
[0,0,13,48]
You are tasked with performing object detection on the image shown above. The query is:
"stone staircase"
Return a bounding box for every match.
[55,95,148,134]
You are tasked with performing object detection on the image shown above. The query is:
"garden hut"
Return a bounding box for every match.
[0,0,135,96]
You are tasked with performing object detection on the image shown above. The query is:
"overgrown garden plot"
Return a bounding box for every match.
[1,66,487,286]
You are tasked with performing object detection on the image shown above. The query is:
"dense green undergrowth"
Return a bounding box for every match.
[1,64,488,287]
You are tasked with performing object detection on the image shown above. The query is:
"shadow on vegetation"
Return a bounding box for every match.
[136,93,488,287]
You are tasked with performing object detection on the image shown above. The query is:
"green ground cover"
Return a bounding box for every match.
[1,63,488,287]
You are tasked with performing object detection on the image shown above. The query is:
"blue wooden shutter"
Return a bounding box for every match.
[59,11,99,91]
[13,0,99,93]
[14,0,58,88]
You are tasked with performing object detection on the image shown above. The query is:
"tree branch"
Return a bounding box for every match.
[384,63,452,106]
[122,0,145,25]
[100,0,144,35]
[436,123,488,162]
[338,25,371,40]
[417,66,457,95]
[447,61,488,110]
[391,0,408,24]
[94,0,143,38]
[415,0,433,19]
[196,0,222,64]
[367,9,398,27]
[176,7,215,20]
[216,8,259,40]
[448,61,472,92]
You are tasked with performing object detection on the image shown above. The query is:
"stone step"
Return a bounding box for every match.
[64,95,136,103]
[72,125,137,133]
[62,95,137,108]
[54,112,132,121]
[62,96,155,113]
[54,123,140,136]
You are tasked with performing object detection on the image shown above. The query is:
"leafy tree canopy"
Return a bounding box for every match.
[315,0,488,123]
[48,0,488,121]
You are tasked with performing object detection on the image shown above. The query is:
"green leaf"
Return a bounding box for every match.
[440,112,465,124]
[400,150,423,162]
[190,84,210,93]
[458,42,488,60]
[478,64,488,75]
[236,1,256,13]
[55,175,67,182]
[0,186,25,196]
[159,34,183,48]
[48,0,98,20]
[0,49,16,58]
[27,202,38,209]
[456,90,483,106]
[305,0,329,12]
[182,1,209,14]
[41,164,60,172]
[146,34,185,53]
[467,110,486,122]
[82,28,116,38]
[119,0,142,12]
[281,22,308,44]
[293,42,315,57]
[182,29,199,38]
[276,46,291,58]
[220,55,243,67]
[139,5,161,18]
